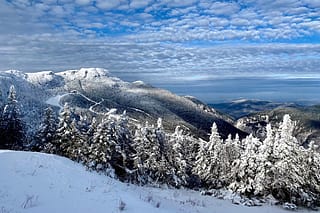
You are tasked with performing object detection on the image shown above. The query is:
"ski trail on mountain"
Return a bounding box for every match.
[46,91,106,114]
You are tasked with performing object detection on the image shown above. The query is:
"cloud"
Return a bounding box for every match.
[303,0,320,7]
[0,0,320,94]
[75,0,92,6]
[165,0,198,8]
[95,0,120,10]
[130,0,152,9]
[2,0,319,43]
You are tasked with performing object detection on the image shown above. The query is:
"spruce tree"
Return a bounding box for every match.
[46,103,84,161]
[170,126,189,186]
[35,107,57,151]
[133,120,174,185]
[81,116,97,166]
[253,123,276,196]
[272,114,305,203]
[87,110,133,179]
[194,123,224,188]
[303,141,320,206]
[229,134,261,195]
[114,111,135,180]
[0,85,25,150]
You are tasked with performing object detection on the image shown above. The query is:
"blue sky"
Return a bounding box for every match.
[0,0,320,102]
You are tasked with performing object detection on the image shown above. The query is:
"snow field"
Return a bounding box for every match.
[0,151,307,213]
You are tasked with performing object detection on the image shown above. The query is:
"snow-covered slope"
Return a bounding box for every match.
[0,151,304,213]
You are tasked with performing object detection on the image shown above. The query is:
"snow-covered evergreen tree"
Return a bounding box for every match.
[88,110,134,180]
[81,116,97,166]
[45,103,85,161]
[302,141,320,207]
[253,123,276,196]
[220,134,240,185]
[170,126,189,186]
[194,123,224,188]
[133,119,174,185]
[272,114,305,203]
[88,114,114,172]
[34,107,57,151]
[112,111,134,180]
[132,124,149,184]
[229,134,261,195]
[0,85,25,150]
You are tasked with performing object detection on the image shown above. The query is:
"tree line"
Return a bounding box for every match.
[0,85,320,208]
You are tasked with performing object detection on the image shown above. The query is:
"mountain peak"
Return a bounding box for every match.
[3,70,27,78]
[57,68,110,81]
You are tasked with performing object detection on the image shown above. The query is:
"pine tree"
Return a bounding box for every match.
[272,114,305,203]
[87,110,133,180]
[193,123,224,188]
[0,85,25,150]
[132,124,149,184]
[81,116,97,166]
[111,111,134,180]
[303,141,320,207]
[88,114,113,172]
[133,119,174,185]
[170,126,189,186]
[34,107,57,151]
[253,123,276,196]
[46,103,84,161]
[229,134,261,195]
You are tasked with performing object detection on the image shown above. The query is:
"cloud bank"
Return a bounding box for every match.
[0,0,319,102]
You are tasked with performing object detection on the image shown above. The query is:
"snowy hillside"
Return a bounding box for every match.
[0,151,304,213]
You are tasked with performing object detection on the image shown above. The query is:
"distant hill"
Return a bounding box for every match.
[210,99,300,119]
[235,104,320,146]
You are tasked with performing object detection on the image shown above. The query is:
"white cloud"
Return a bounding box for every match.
[75,0,92,6]
[1,0,320,104]
[303,0,320,7]
[95,0,120,10]
[50,5,66,17]
[207,2,240,16]
[130,0,152,9]
[162,0,198,8]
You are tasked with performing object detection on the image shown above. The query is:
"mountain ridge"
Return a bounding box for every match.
[0,68,247,140]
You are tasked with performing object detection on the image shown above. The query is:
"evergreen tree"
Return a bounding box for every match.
[0,85,25,150]
[34,107,57,151]
[193,123,224,188]
[45,103,84,161]
[88,114,113,172]
[272,114,305,203]
[170,126,189,186]
[132,124,150,184]
[134,122,163,184]
[220,134,235,185]
[88,110,134,180]
[133,119,174,185]
[81,116,97,166]
[303,141,320,207]
[253,123,276,196]
[114,111,135,180]
[229,134,261,195]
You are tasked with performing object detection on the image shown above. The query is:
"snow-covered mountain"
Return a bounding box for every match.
[210,99,300,119]
[235,104,320,146]
[0,68,246,139]
[0,150,304,213]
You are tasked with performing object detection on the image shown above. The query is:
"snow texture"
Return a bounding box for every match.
[26,71,56,85]
[45,94,65,109]
[0,151,309,213]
